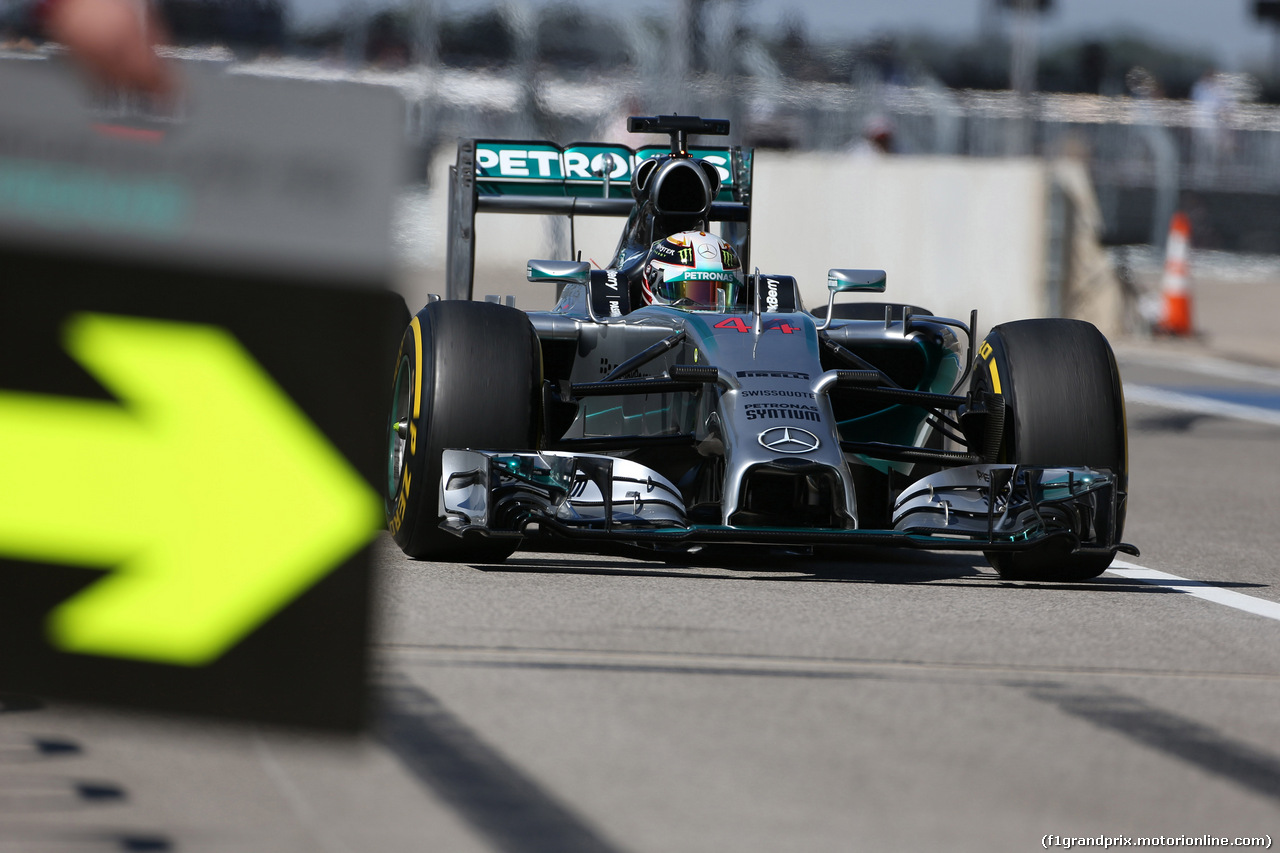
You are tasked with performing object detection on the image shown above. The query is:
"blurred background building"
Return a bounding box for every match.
[5,0,1280,300]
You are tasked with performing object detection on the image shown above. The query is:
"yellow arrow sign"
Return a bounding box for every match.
[0,313,382,666]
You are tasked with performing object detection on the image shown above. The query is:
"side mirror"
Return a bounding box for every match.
[818,269,888,331]
[827,269,887,293]
[527,260,589,285]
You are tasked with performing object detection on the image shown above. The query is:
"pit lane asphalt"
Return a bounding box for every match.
[2,341,1278,853]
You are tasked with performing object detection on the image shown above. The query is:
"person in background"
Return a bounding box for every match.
[849,113,896,157]
[35,0,172,94]
[1191,67,1231,181]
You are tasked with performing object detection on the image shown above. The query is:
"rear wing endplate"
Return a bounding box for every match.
[445,139,753,300]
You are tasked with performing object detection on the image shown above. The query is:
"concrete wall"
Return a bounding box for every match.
[395,150,1056,334]
[750,153,1049,331]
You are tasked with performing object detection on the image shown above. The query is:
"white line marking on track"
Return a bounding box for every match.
[1117,350,1280,387]
[1109,559,1280,623]
[1124,383,1280,428]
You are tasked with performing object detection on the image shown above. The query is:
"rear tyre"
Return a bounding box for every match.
[972,319,1127,582]
[386,300,542,561]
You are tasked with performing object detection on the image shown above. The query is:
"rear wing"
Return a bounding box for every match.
[444,139,754,300]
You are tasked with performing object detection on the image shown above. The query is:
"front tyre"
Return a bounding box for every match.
[972,319,1127,581]
[386,300,541,561]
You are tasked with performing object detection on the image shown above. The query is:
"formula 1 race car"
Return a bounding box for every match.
[385,115,1135,581]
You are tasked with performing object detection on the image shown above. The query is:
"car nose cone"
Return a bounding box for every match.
[758,427,821,454]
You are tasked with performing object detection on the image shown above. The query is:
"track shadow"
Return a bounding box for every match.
[376,674,623,853]
[484,556,753,583]
[783,548,987,584]
[482,547,989,586]
[1017,680,1280,804]
[479,550,1267,597]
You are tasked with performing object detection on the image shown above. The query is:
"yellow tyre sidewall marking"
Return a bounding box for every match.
[389,318,423,536]
[977,339,1001,394]
[410,316,424,419]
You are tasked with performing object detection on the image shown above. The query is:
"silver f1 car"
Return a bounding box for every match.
[385,115,1135,582]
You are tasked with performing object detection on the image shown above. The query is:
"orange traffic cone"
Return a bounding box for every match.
[1157,212,1194,336]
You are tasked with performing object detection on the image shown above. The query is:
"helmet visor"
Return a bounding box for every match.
[671,274,737,309]
[679,278,719,307]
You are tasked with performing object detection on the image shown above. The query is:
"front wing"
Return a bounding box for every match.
[438,449,1133,559]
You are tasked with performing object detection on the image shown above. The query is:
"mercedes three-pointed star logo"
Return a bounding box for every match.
[758,426,821,454]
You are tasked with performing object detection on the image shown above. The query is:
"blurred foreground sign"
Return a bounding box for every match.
[0,58,408,730]
[0,57,402,282]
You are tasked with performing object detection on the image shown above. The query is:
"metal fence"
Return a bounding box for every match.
[215,50,1280,253]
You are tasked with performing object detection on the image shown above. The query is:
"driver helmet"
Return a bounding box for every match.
[641,231,743,310]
